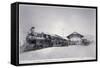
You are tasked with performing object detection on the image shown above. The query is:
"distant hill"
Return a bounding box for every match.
[83,34,95,42]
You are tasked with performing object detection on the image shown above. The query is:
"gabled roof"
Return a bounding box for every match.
[67,32,84,39]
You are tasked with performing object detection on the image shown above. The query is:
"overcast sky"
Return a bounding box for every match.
[19,4,96,44]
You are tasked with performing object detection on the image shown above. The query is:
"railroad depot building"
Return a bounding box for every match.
[67,32,84,45]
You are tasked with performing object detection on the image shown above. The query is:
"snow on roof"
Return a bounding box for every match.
[67,32,84,39]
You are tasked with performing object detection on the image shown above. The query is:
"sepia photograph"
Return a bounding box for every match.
[18,3,97,64]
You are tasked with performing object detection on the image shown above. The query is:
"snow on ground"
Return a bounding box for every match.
[19,43,96,63]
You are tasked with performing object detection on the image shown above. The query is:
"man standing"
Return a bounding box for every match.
[25,27,37,51]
